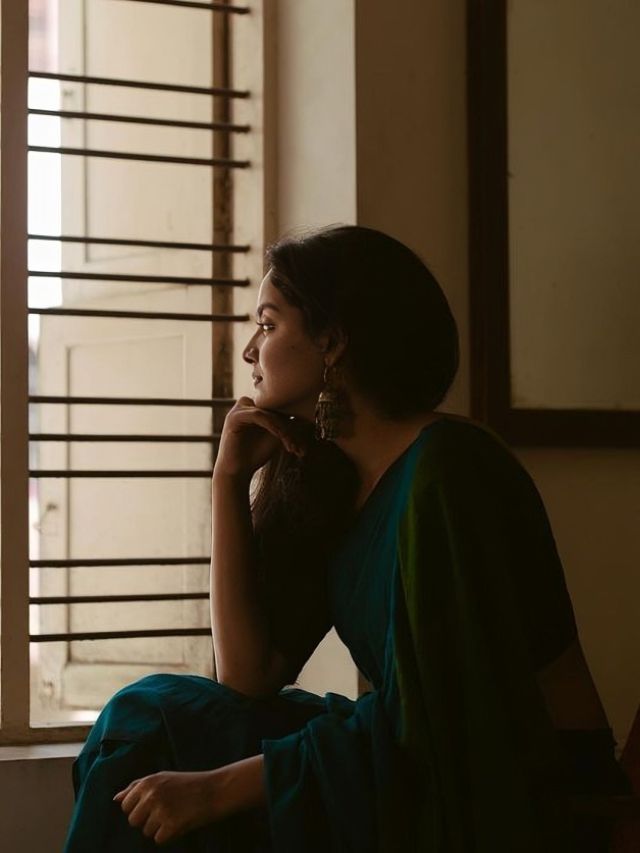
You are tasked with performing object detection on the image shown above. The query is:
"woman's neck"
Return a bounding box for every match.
[332,402,444,509]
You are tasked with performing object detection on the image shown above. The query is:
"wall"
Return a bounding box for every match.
[518,448,640,746]
[508,0,640,410]
[0,745,78,853]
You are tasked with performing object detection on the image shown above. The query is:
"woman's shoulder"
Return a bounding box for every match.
[406,414,556,548]
[413,413,533,492]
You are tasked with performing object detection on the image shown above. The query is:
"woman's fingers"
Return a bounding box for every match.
[142,814,162,840]
[116,779,150,827]
[242,410,303,455]
[214,398,308,477]
[227,406,304,456]
[113,778,140,803]
[154,822,176,846]
[126,794,152,829]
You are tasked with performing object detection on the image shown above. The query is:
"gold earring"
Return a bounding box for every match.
[314,364,347,440]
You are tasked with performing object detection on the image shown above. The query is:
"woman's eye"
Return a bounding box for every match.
[256,321,275,334]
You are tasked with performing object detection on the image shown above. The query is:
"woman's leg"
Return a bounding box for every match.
[64,675,328,852]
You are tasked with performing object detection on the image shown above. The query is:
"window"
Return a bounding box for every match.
[0,0,268,744]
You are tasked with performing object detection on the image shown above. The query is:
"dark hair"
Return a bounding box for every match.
[252,225,459,562]
[265,224,459,418]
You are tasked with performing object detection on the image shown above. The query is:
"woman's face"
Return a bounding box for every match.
[242,272,329,419]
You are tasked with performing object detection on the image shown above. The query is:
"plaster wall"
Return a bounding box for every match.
[0,747,78,853]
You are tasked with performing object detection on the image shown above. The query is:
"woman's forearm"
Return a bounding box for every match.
[216,755,267,818]
[210,473,277,697]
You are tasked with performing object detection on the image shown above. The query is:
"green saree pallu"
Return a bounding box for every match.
[65,418,616,852]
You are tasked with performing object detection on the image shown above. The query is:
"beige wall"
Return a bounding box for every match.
[354,0,469,416]
[508,1,640,410]
[0,747,76,853]
[518,448,640,747]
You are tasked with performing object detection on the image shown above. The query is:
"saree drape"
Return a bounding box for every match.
[64,417,626,852]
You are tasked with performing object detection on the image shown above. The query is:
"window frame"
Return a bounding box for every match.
[0,0,272,746]
[467,0,640,447]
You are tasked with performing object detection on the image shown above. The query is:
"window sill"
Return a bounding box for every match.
[0,742,83,762]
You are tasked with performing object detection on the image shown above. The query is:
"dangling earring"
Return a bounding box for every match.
[315,364,347,441]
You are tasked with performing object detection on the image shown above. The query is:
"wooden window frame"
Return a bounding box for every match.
[0,0,271,746]
[467,0,640,448]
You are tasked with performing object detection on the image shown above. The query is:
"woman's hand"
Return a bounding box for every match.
[114,769,222,846]
[114,756,266,846]
[213,396,307,480]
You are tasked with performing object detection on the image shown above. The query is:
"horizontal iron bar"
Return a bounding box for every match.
[30,469,212,478]
[31,592,209,604]
[28,234,250,252]
[114,0,250,13]
[29,109,250,133]
[30,557,210,568]
[30,433,219,443]
[30,628,211,642]
[28,270,249,287]
[29,307,249,322]
[29,395,233,407]
[29,71,249,99]
[29,145,250,168]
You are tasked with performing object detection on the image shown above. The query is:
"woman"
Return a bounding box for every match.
[64,225,629,852]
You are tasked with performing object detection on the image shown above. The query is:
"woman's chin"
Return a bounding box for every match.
[254,392,313,422]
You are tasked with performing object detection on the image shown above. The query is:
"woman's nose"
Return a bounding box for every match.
[242,332,258,365]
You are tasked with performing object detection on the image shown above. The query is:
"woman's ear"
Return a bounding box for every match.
[322,329,348,368]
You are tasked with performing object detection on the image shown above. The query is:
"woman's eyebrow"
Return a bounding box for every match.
[256,302,281,318]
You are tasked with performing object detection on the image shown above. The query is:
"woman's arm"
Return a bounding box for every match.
[210,472,291,697]
[210,398,305,698]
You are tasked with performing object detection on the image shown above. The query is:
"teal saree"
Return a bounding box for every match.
[65,417,621,851]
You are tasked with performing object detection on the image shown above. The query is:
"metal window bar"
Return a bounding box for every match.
[31,557,210,567]
[29,307,249,322]
[29,395,233,405]
[31,594,209,604]
[28,271,249,286]
[28,109,251,134]
[32,629,212,643]
[30,434,220,442]
[31,470,214,478]
[114,1,250,14]
[29,145,250,168]
[0,0,255,741]
[29,70,249,99]
[28,234,250,252]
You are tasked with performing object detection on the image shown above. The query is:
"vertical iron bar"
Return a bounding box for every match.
[209,0,234,677]
[211,5,234,430]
